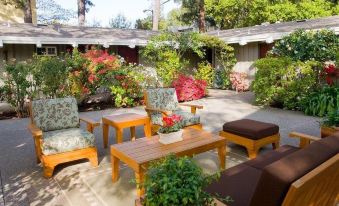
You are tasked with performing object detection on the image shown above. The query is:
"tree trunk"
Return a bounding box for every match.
[198,0,206,33]
[152,0,160,31]
[23,0,33,23]
[78,0,86,26]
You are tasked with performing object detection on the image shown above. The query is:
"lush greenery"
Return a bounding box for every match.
[142,32,236,88]
[252,29,338,116]
[302,87,339,117]
[271,29,339,62]
[169,0,339,30]
[194,62,215,87]
[0,48,149,117]
[252,57,318,109]
[1,61,32,117]
[142,155,225,206]
[321,109,339,127]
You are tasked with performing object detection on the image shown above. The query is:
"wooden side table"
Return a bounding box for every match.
[102,113,152,148]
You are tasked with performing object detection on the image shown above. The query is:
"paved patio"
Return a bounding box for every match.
[0,90,320,206]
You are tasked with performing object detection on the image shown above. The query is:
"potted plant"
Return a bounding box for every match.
[135,155,232,206]
[158,114,184,144]
[321,109,339,138]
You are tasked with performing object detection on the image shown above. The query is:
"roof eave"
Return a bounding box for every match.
[0,36,149,46]
[221,26,339,44]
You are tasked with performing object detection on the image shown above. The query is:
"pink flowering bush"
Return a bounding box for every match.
[230,72,249,92]
[172,74,207,102]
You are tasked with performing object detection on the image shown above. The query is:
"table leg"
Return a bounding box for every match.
[130,126,136,141]
[217,144,226,170]
[111,155,120,182]
[103,123,109,148]
[135,169,145,197]
[144,120,152,138]
[116,128,124,144]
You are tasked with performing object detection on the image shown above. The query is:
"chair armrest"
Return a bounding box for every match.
[179,103,203,114]
[289,132,321,148]
[27,124,43,138]
[80,117,100,133]
[144,107,171,116]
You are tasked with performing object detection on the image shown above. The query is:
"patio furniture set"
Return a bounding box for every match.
[26,88,339,206]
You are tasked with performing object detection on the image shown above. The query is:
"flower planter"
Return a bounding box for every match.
[158,129,183,144]
[321,126,339,138]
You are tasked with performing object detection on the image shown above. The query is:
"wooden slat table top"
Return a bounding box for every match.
[102,113,148,124]
[111,128,226,165]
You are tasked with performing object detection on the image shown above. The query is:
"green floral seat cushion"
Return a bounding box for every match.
[151,110,200,127]
[145,88,179,111]
[32,98,80,132]
[42,128,95,155]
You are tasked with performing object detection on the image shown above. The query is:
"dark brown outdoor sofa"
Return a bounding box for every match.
[205,131,339,206]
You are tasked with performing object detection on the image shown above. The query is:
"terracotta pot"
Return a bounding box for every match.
[321,126,339,138]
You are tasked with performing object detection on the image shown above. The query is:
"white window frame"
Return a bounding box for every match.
[36,46,57,56]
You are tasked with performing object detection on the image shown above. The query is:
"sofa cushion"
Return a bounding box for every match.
[245,145,299,170]
[223,119,279,140]
[32,98,80,132]
[42,128,95,155]
[205,164,262,206]
[250,136,339,206]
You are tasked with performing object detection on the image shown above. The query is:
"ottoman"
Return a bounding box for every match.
[220,119,280,159]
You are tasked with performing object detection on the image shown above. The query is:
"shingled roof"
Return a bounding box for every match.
[0,23,159,46]
[207,15,339,44]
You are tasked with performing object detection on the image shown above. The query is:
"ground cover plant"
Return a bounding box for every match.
[141,155,232,206]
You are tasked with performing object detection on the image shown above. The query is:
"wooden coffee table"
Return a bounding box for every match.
[102,113,152,148]
[110,128,227,197]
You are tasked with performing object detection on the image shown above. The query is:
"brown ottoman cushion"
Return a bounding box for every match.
[223,119,279,140]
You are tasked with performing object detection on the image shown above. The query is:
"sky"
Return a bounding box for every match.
[55,0,180,27]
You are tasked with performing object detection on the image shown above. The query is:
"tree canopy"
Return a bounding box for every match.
[109,14,132,29]
[37,0,75,24]
[169,0,339,30]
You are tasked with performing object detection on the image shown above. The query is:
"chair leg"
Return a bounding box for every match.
[89,155,98,167]
[247,147,259,159]
[43,164,55,178]
[272,141,280,149]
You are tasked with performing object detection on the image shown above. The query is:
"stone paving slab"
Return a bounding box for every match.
[0,90,320,205]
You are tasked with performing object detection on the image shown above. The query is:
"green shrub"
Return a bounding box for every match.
[0,60,32,117]
[154,50,183,87]
[32,55,70,98]
[252,57,318,109]
[302,86,339,117]
[194,62,215,87]
[271,29,339,62]
[142,155,230,206]
[321,109,339,127]
[110,72,142,107]
[213,69,230,89]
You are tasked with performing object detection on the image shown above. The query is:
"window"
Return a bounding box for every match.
[36,46,57,56]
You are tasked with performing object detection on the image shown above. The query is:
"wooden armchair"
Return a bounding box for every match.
[27,97,100,178]
[144,88,203,134]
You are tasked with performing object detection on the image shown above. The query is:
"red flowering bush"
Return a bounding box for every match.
[158,114,183,133]
[230,72,249,92]
[172,74,207,102]
[67,48,122,97]
[322,63,338,86]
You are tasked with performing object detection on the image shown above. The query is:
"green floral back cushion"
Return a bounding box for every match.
[31,97,80,132]
[146,88,179,111]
